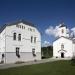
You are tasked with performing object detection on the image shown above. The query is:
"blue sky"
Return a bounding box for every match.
[0,0,75,46]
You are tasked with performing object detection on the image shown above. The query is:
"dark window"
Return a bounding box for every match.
[13,33,16,40]
[18,34,21,41]
[31,36,33,43]
[62,29,64,33]
[22,26,23,29]
[2,54,4,59]
[32,48,36,57]
[34,37,36,43]
[16,47,20,58]
[30,28,32,31]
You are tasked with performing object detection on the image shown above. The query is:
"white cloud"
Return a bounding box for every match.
[43,41,51,47]
[45,24,75,38]
[45,25,60,37]
[70,27,75,37]
[71,27,75,32]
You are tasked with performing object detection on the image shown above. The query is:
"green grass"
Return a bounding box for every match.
[0,60,75,75]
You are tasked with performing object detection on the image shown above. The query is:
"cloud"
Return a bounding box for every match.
[43,41,51,47]
[45,25,60,37]
[71,27,75,32]
[70,27,75,37]
[45,24,75,38]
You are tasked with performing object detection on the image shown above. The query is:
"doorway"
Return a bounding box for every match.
[61,52,64,58]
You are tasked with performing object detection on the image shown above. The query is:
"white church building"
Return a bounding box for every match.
[53,23,75,58]
[0,20,41,64]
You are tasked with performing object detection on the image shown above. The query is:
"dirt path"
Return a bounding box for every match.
[0,58,71,69]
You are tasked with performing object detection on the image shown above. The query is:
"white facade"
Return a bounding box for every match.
[53,24,75,58]
[0,20,41,63]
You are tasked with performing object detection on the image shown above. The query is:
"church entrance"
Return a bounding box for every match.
[61,52,64,58]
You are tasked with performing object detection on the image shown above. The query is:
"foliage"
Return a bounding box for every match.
[41,46,53,59]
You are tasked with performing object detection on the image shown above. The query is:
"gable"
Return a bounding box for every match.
[53,37,72,45]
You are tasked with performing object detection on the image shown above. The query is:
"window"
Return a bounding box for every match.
[62,29,64,33]
[28,28,30,31]
[61,44,64,50]
[24,26,25,29]
[13,33,16,40]
[16,47,20,58]
[34,37,36,43]
[18,34,21,41]
[22,26,23,29]
[20,25,21,28]
[16,25,19,28]
[32,48,36,57]
[31,36,33,43]
[33,29,35,32]
[2,54,4,59]
[30,28,32,31]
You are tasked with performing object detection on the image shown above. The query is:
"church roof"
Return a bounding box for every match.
[59,23,66,28]
[0,19,35,33]
[54,36,75,44]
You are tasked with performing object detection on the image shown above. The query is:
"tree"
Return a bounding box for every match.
[41,46,53,59]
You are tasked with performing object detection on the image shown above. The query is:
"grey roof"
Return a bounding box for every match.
[59,23,66,28]
[0,20,35,33]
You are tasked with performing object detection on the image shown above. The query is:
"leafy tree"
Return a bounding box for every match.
[41,46,53,59]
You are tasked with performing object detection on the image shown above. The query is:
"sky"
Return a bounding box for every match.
[0,0,75,46]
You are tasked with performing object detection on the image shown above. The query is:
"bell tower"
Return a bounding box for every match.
[58,23,69,37]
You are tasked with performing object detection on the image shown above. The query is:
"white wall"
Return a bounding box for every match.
[53,37,73,58]
[5,23,41,52]
[0,29,6,62]
[0,22,41,63]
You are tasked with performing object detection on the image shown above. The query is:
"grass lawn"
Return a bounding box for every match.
[0,60,75,75]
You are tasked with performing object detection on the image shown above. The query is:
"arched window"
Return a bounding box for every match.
[13,33,16,40]
[18,34,21,41]
[62,29,64,33]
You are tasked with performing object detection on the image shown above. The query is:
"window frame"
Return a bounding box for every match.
[16,47,20,58]
[32,48,36,57]
[18,34,21,41]
[13,33,16,40]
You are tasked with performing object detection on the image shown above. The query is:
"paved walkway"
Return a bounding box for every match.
[0,58,71,69]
